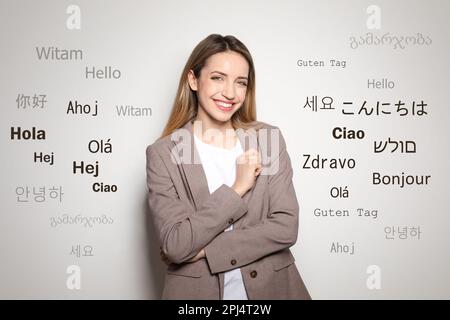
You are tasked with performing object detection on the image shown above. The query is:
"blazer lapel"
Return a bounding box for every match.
[170,120,211,211]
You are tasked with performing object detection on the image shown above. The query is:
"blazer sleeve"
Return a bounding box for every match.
[203,127,300,274]
[146,144,249,264]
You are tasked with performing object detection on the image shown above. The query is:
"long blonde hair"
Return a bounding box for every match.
[159,34,258,139]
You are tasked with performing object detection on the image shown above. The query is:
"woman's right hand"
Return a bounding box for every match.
[232,148,262,197]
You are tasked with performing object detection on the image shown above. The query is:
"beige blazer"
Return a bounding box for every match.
[145,120,311,300]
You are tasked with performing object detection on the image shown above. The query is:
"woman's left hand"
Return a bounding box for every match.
[187,249,205,263]
[159,247,171,265]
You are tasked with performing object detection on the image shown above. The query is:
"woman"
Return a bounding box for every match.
[146,34,311,300]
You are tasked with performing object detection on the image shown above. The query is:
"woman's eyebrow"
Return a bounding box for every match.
[210,70,248,80]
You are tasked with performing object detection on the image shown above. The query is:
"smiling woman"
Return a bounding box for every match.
[146,34,311,300]
[187,50,250,128]
[159,35,260,142]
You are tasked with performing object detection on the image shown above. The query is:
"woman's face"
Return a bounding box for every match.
[188,51,249,124]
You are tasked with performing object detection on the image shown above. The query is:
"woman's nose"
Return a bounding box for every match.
[222,81,235,100]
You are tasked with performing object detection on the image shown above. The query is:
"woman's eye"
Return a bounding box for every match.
[238,81,248,87]
[211,76,222,80]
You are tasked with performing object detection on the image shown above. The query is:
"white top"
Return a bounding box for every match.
[193,133,249,300]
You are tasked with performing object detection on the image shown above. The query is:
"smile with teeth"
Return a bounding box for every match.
[213,99,234,111]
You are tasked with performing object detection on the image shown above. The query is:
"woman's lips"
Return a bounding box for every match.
[213,99,235,111]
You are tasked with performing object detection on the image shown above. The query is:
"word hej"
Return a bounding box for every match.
[35,46,121,79]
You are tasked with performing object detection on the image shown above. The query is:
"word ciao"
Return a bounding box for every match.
[332,127,365,139]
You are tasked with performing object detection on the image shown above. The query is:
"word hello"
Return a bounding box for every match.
[368,78,395,89]
[11,127,46,140]
[85,66,121,79]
